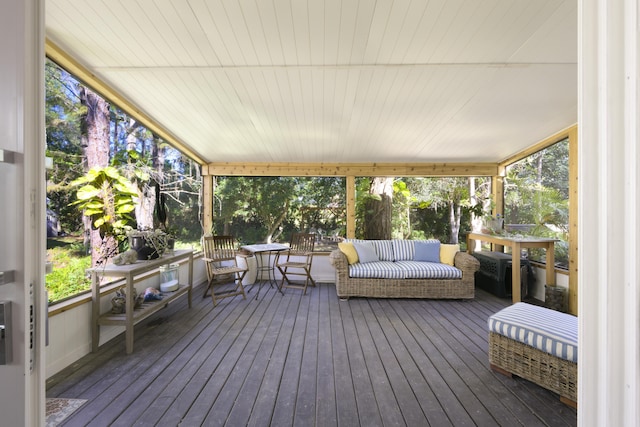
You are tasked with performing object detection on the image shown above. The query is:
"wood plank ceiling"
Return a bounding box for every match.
[45,0,577,166]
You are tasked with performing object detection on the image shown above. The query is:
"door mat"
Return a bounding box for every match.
[46,398,87,426]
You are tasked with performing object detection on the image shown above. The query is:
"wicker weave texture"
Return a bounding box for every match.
[329,249,479,299]
[489,331,577,402]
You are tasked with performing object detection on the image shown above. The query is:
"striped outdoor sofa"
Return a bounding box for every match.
[329,239,480,300]
[488,302,578,407]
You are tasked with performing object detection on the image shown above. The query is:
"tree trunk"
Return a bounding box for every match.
[364,177,393,239]
[79,86,112,266]
[448,201,461,244]
[265,200,289,243]
[468,177,482,250]
[152,137,166,229]
[135,182,155,230]
[130,121,154,230]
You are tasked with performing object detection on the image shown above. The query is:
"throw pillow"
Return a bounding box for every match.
[414,241,441,262]
[338,242,359,265]
[440,244,460,266]
[352,241,380,264]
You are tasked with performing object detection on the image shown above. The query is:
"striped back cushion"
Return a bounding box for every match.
[488,302,578,363]
[346,239,394,261]
[392,239,440,261]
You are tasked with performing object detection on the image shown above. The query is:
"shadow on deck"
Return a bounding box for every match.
[46,282,577,426]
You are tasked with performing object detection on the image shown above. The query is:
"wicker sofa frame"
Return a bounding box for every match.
[329,249,480,299]
[489,331,577,407]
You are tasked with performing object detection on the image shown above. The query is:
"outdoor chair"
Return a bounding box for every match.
[202,235,247,306]
[275,233,316,294]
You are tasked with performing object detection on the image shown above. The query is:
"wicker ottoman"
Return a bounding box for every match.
[488,302,577,407]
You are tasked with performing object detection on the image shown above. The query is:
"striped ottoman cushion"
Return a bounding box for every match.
[488,302,578,363]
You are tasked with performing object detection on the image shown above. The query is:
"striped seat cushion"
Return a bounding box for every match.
[488,302,578,363]
[348,260,462,280]
[348,261,406,279]
[394,261,462,279]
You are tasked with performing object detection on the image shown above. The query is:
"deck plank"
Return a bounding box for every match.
[327,284,360,427]
[269,287,313,426]
[47,283,577,426]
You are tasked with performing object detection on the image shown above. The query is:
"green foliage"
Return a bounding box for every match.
[391,180,415,239]
[71,166,138,239]
[46,239,91,303]
[400,176,492,243]
[214,176,345,244]
[504,138,570,267]
[45,60,86,234]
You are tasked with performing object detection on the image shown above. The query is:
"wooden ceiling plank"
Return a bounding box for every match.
[110,0,165,66]
[323,0,342,65]
[348,0,377,65]
[336,0,358,65]
[307,0,325,66]
[362,0,394,64]
[239,1,271,66]
[291,0,311,65]
[135,0,192,66]
[161,0,217,66]
[255,0,284,65]
[272,0,297,65]
[209,0,250,66]
[373,0,413,64]
[188,0,229,65]
[387,0,432,63]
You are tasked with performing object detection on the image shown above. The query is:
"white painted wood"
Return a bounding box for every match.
[578,0,640,424]
[45,0,578,165]
[0,0,46,424]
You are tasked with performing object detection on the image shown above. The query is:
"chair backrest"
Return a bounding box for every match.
[289,233,315,254]
[203,235,239,262]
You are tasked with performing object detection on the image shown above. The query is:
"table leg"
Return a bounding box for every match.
[188,253,193,308]
[91,271,100,352]
[125,274,134,354]
[511,242,522,303]
[251,252,268,299]
[545,242,555,286]
[467,235,475,254]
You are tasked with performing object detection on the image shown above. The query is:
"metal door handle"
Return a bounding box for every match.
[0,270,15,286]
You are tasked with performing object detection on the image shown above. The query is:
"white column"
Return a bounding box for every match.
[579,0,640,425]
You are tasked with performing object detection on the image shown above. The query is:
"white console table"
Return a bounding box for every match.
[89,249,193,354]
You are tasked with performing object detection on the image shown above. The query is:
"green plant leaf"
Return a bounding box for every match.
[84,208,104,216]
[84,201,105,209]
[75,185,101,200]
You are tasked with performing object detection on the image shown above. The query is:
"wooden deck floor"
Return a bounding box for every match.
[47,282,577,426]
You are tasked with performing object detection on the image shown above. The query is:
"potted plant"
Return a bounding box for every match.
[71,166,138,266]
[127,228,170,260]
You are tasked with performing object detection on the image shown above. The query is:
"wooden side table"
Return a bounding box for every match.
[467,233,557,303]
[89,249,193,354]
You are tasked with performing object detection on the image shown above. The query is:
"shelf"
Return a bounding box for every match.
[90,250,194,354]
[98,284,190,325]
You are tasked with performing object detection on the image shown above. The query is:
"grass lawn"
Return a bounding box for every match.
[46,236,91,304]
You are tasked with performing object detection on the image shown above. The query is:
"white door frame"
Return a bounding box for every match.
[0,0,46,425]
